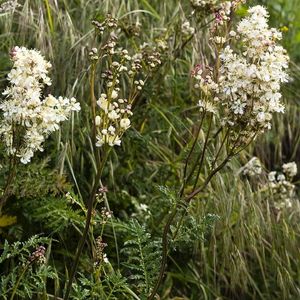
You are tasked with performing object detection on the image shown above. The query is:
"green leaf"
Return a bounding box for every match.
[0,214,17,227]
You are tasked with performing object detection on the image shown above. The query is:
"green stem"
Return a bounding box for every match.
[44,0,54,34]
[211,128,230,170]
[10,262,31,300]
[64,58,110,299]
[192,114,213,191]
[148,204,178,300]
[173,128,229,241]
[180,113,206,197]
[184,153,233,204]
[148,153,234,300]
[64,149,110,300]
[90,63,101,168]
[0,154,17,211]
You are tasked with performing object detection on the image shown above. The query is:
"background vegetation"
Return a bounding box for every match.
[0,0,299,299]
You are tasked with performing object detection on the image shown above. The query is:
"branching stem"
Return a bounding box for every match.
[64,148,110,300]
[0,151,18,211]
[148,150,234,300]
[64,59,110,300]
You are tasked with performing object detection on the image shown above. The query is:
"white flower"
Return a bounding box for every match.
[0,0,21,13]
[103,253,109,264]
[190,0,218,8]
[207,5,289,135]
[0,47,80,164]
[97,94,109,112]
[214,36,226,44]
[140,203,149,211]
[108,125,115,134]
[107,135,121,146]
[282,162,297,178]
[242,157,262,176]
[95,115,101,126]
[231,100,246,115]
[257,112,266,123]
[111,89,118,99]
[181,21,195,36]
[96,135,105,147]
[108,110,119,120]
[277,174,285,182]
[120,118,131,129]
[268,171,277,182]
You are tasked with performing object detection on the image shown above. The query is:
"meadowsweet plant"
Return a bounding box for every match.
[0,1,297,299]
[218,6,289,135]
[0,46,80,208]
[193,5,289,144]
[149,4,290,298]
[64,15,161,299]
[0,47,80,164]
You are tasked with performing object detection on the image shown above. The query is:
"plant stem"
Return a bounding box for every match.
[64,59,110,300]
[0,155,17,211]
[148,153,234,300]
[211,128,230,170]
[64,149,110,300]
[90,63,101,168]
[180,113,205,197]
[184,153,233,204]
[148,204,178,300]
[192,114,213,191]
[173,128,229,241]
[10,262,31,300]
[44,0,54,34]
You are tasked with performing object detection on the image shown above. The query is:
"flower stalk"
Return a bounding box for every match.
[149,4,290,298]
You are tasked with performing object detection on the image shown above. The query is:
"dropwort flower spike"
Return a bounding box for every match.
[0,47,80,164]
[193,5,289,147]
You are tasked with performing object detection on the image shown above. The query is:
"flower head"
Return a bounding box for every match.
[0,47,80,164]
[193,5,289,146]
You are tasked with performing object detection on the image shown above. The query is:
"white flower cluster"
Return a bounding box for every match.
[92,16,161,148]
[181,21,195,36]
[191,0,244,13]
[0,0,20,13]
[241,157,263,176]
[95,91,133,147]
[190,0,218,8]
[282,162,297,179]
[239,158,297,211]
[217,6,289,134]
[268,162,297,210]
[92,15,118,35]
[239,158,297,210]
[92,39,136,148]
[214,1,232,27]
[193,6,289,144]
[0,46,80,164]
